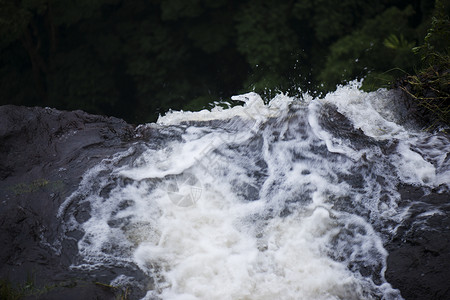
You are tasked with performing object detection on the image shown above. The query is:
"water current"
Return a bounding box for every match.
[58,82,450,299]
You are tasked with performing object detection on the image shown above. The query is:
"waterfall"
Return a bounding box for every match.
[58,83,450,299]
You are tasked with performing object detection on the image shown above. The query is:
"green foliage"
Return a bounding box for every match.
[0,277,131,300]
[235,1,295,68]
[160,0,201,20]
[51,0,120,26]
[234,0,304,96]
[7,178,64,196]
[94,281,130,300]
[293,0,385,43]
[318,6,417,91]
[0,274,56,300]
[396,0,450,130]
[397,60,450,130]
[0,279,22,300]
[412,0,450,64]
[0,0,32,47]
[383,34,416,50]
[186,11,230,53]
[0,0,444,122]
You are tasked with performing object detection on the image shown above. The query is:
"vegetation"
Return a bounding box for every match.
[7,178,64,195]
[396,0,449,130]
[0,277,129,300]
[0,279,22,300]
[0,275,55,300]
[95,281,130,300]
[0,0,446,123]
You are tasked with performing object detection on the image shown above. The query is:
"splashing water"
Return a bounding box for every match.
[59,83,450,299]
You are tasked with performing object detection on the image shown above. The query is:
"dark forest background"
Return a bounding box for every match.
[0,0,448,123]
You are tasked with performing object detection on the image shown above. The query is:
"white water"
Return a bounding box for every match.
[59,83,450,299]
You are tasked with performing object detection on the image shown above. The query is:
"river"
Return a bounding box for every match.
[53,82,449,299]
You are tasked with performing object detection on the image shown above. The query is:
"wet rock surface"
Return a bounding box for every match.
[385,185,450,300]
[0,105,138,299]
[0,105,449,299]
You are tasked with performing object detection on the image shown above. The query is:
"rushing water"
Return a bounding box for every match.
[58,83,450,299]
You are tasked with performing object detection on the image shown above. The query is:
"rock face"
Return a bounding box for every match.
[385,185,450,300]
[0,105,449,299]
[0,105,136,298]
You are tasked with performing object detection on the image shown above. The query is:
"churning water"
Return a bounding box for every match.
[58,82,450,299]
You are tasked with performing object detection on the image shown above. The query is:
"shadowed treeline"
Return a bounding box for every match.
[0,0,446,123]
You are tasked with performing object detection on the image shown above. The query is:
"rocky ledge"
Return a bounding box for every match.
[0,105,136,299]
[0,105,449,299]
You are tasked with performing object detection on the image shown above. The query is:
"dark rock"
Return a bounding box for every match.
[0,105,137,298]
[318,103,378,150]
[385,185,450,300]
[22,281,119,300]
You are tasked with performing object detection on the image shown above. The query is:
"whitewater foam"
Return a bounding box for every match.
[59,85,449,299]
